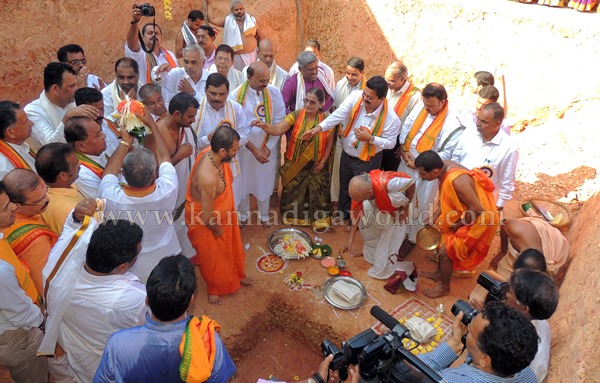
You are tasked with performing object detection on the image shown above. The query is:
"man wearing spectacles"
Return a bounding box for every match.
[57,44,106,91]
[209,44,244,92]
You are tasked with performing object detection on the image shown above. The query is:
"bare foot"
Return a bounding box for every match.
[208,294,222,305]
[419,270,442,282]
[422,284,450,298]
[262,220,272,229]
[241,278,255,286]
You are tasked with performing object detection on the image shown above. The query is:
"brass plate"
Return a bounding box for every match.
[416,226,441,251]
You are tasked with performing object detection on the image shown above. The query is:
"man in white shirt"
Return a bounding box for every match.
[0,101,37,179]
[126,6,177,86]
[288,39,336,92]
[0,182,47,382]
[153,44,208,107]
[452,102,517,210]
[64,116,108,199]
[230,61,285,227]
[209,44,244,92]
[175,9,204,58]
[383,61,422,171]
[57,219,147,383]
[194,73,248,207]
[57,44,106,90]
[242,39,289,91]
[101,57,142,119]
[330,57,366,206]
[138,84,168,121]
[397,83,464,257]
[143,92,199,259]
[303,76,401,219]
[99,110,180,283]
[198,26,218,69]
[459,85,511,136]
[25,62,102,151]
[75,87,120,156]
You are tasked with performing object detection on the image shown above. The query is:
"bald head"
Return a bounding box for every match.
[247,61,270,91]
[3,169,42,204]
[349,174,373,202]
[257,39,276,68]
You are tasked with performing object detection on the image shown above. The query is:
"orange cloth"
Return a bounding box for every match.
[402,103,449,153]
[2,213,57,296]
[437,167,499,271]
[179,315,220,383]
[184,148,246,296]
[0,239,41,307]
[41,186,85,235]
[370,169,411,214]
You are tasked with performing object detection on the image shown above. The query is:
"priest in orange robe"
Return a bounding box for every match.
[414,150,499,298]
[185,126,252,305]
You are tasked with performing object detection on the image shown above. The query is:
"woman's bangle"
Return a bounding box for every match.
[119,140,131,150]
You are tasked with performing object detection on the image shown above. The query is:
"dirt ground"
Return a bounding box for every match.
[0,0,599,382]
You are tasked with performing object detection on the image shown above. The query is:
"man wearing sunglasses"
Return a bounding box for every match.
[57,44,106,90]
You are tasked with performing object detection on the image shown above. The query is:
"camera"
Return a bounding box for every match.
[451,299,479,326]
[136,3,156,17]
[477,271,509,302]
[320,306,444,383]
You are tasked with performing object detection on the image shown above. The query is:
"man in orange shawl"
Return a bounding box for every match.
[185,126,252,305]
[414,150,499,298]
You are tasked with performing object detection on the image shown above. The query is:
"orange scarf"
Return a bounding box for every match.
[0,140,34,170]
[343,99,388,161]
[179,315,220,383]
[4,220,58,257]
[122,183,157,197]
[145,47,177,84]
[104,118,120,137]
[76,152,104,179]
[285,110,327,162]
[0,239,42,307]
[371,169,412,213]
[402,102,448,153]
[393,83,418,118]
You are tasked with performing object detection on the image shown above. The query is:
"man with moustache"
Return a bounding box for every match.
[230,61,285,228]
[194,73,247,207]
[101,58,142,118]
[242,39,289,90]
[198,26,218,70]
[282,51,334,114]
[57,44,106,90]
[0,101,37,179]
[153,44,208,107]
[209,44,244,92]
[25,62,102,150]
[75,87,120,156]
[303,76,401,220]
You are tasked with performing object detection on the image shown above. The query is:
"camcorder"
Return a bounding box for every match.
[136,3,156,17]
[321,306,445,383]
[477,271,510,302]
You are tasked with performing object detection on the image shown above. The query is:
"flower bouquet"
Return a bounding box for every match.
[112,97,149,144]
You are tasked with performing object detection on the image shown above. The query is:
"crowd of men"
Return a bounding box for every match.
[0,0,568,381]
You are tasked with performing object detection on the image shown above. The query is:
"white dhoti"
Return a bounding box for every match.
[330,139,343,202]
[398,163,438,243]
[359,200,409,279]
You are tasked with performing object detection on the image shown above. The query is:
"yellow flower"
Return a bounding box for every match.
[426,346,433,352]
[411,349,419,355]
[430,341,437,347]
[414,312,420,317]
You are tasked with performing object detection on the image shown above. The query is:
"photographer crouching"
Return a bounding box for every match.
[424,301,539,382]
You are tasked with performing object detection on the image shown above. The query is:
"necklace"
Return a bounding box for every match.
[208,152,226,186]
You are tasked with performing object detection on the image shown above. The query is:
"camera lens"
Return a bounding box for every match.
[451,299,479,326]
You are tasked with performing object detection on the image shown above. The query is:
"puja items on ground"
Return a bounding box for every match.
[112,97,149,144]
[273,233,312,259]
[399,314,445,354]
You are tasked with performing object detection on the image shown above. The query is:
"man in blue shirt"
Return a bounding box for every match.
[420,301,539,383]
[94,254,236,383]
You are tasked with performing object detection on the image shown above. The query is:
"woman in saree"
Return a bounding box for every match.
[252,88,335,232]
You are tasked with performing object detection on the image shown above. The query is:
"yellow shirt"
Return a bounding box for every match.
[41,186,85,235]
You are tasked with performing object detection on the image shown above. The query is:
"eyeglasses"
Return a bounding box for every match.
[303,98,319,106]
[68,58,87,66]
[215,56,232,63]
[19,185,50,207]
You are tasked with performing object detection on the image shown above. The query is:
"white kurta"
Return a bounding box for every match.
[531,319,551,383]
[58,268,147,383]
[152,67,208,108]
[208,64,245,93]
[74,153,107,199]
[99,162,181,283]
[229,84,286,202]
[86,74,103,89]
[101,80,143,119]
[288,60,336,93]
[173,128,197,258]
[386,81,422,125]
[398,103,464,242]
[358,177,414,279]
[101,118,121,156]
[24,92,74,151]
[320,90,401,156]
[0,141,36,179]
[451,126,518,207]
[124,44,177,86]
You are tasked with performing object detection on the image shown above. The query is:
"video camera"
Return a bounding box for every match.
[477,271,509,302]
[321,306,445,383]
[135,3,155,17]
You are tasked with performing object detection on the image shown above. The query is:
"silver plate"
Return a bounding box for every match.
[323,276,367,310]
[268,227,313,260]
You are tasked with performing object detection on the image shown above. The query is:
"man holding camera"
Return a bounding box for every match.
[421,301,539,382]
[126,2,177,87]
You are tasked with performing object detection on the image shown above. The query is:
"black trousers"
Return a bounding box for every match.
[338,150,383,219]
[381,141,402,171]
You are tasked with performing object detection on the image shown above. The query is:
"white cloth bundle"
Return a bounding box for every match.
[405,317,437,343]
[331,280,361,303]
